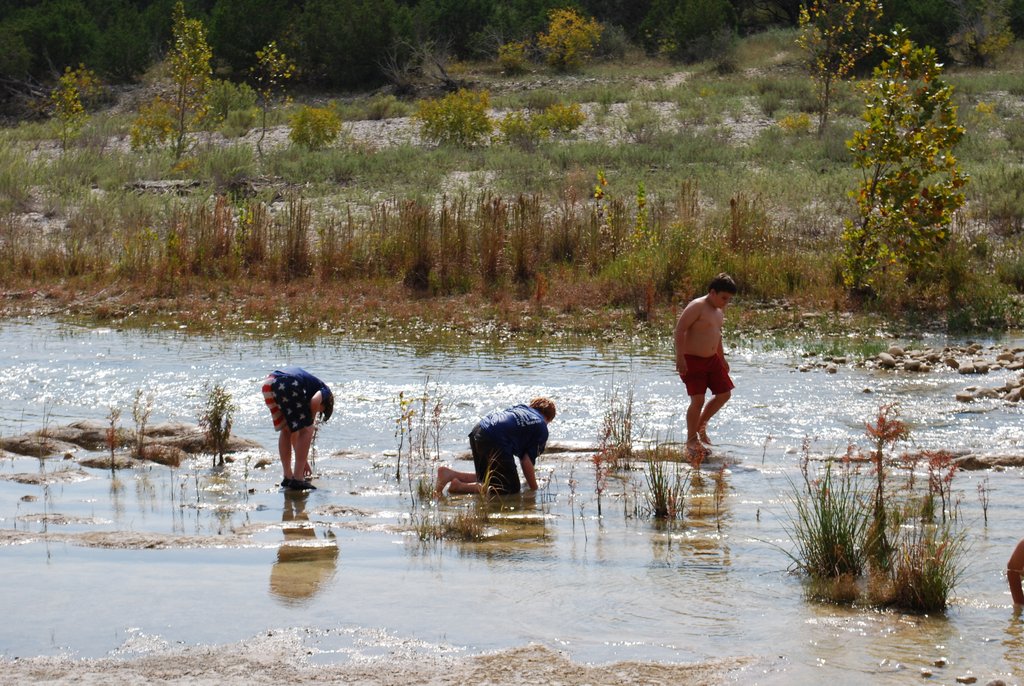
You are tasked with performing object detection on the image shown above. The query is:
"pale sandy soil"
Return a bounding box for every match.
[1,642,760,685]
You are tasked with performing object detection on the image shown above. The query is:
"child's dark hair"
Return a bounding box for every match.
[709,272,737,294]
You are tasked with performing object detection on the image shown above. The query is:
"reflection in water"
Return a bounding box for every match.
[434,492,555,562]
[269,492,339,605]
[1005,610,1024,677]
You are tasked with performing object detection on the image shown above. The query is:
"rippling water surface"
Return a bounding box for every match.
[2,318,1024,683]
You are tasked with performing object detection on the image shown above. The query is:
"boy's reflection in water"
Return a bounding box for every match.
[269,491,339,605]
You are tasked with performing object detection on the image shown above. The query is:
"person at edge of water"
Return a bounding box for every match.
[673,272,737,458]
[434,398,556,497]
[262,366,334,491]
[1009,539,1024,606]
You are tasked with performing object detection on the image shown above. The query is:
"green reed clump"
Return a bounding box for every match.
[643,446,688,520]
[785,404,967,612]
[413,506,487,542]
[784,458,869,580]
[878,521,967,612]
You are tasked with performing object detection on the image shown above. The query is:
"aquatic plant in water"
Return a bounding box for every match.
[784,403,967,613]
[200,383,235,467]
[643,446,688,520]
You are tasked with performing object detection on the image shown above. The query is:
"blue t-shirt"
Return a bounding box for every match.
[478,404,548,465]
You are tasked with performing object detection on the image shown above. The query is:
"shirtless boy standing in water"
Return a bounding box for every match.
[674,273,737,455]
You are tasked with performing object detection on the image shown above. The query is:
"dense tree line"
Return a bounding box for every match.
[2,0,1023,96]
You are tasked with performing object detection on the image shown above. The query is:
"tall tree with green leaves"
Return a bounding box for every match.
[797,0,882,135]
[252,41,295,158]
[167,1,212,160]
[842,29,969,298]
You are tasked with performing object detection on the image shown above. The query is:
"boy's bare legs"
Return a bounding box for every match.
[291,426,315,480]
[436,466,480,496]
[685,395,706,454]
[278,428,294,480]
[696,391,731,446]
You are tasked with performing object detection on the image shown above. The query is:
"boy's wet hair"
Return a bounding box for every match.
[529,397,557,421]
[709,272,737,294]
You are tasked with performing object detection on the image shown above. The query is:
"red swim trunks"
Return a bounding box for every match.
[682,354,735,397]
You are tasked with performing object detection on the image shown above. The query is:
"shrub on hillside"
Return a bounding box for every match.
[289,105,342,150]
[498,40,531,75]
[415,89,492,147]
[536,102,586,135]
[537,8,603,71]
[496,111,549,150]
[207,79,257,122]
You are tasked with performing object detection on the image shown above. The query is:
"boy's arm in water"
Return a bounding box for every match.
[520,456,539,491]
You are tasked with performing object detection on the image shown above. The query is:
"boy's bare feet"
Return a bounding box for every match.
[698,425,712,445]
[686,437,705,459]
[435,466,453,496]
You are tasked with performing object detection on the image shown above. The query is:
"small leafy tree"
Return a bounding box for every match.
[200,383,236,467]
[131,388,154,459]
[252,41,295,157]
[797,0,882,135]
[50,64,101,151]
[537,8,603,72]
[415,88,492,147]
[130,1,212,159]
[842,29,969,298]
[167,2,212,159]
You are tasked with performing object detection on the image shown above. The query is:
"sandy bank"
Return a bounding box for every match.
[2,639,760,685]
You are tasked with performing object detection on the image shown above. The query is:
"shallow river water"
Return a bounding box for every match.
[2,318,1024,684]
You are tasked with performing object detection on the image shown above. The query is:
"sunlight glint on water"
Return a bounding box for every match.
[1,319,1024,683]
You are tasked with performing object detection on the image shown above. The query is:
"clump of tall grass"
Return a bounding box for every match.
[873,521,966,612]
[598,380,637,469]
[414,507,488,542]
[783,457,869,580]
[783,405,968,613]
[642,443,689,520]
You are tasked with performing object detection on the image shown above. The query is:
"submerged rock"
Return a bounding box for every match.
[78,454,137,470]
[0,434,78,457]
[0,421,261,465]
[954,453,1024,470]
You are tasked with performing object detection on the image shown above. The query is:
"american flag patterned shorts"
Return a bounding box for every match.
[262,374,286,432]
[263,372,317,432]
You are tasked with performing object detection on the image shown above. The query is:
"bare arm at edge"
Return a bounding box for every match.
[520,456,539,491]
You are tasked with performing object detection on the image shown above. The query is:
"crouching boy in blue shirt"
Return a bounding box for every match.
[435,397,556,496]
